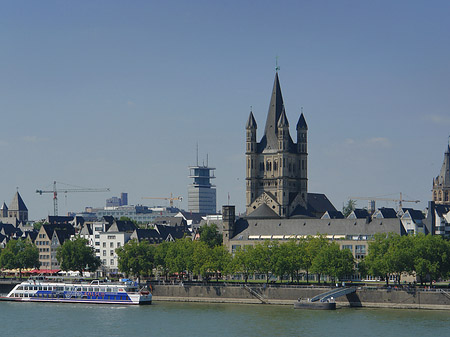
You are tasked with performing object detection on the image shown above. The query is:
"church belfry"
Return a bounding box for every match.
[245,72,308,218]
[433,139,450,204]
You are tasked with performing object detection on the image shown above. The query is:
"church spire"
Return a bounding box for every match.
[296,113,308,130]
[261,72,285,150]
[246,110,257,130]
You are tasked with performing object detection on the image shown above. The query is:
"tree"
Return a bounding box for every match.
[154,241,171,281]
[251,240,277,283]
[56,237,101,275]
[0,239,40,279]
[198,223,223,248]
[231,245,255,283]
[166,238,195,280]
[210,245,232,282]
[364,233,394,286]
[116,239,155,280]
[342,199,356,217]
[305,235,329,284]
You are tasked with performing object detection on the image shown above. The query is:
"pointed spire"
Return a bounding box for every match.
[246,110,257,129]
[8,191,28,212]
[261,72,285,150]
[277,108,289,128]
[437,142,450,187]
[296,113,308,130]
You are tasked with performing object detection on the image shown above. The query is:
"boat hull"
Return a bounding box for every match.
[294,300,336,310]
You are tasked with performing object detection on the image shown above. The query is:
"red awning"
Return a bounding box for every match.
[30,269,61,274]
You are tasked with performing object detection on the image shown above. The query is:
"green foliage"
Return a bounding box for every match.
[342,199,356,217]
[56,237,101,274]
[33,221,48,231]
[0,239,40,278]
[198,223,223,248]
[165,238,195,278]
[116,239,155,279]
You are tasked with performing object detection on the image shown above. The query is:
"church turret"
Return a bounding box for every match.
[246,111,258,208]
[433,139,450,204]
[296,113,308,154]
[246,110,257,153]
[277,108,290,152]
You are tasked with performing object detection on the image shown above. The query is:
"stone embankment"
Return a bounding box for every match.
[151,282,450,310]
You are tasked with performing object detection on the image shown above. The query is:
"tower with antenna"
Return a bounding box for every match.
[188,147,216,214]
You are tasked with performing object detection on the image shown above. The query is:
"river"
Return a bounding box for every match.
[1,301,449,336]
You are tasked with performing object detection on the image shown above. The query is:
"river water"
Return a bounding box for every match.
[1,301,449,337]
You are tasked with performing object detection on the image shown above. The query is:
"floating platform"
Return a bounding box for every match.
[294,299,336,310]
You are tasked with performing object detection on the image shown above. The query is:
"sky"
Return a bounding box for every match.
[1,0,450,220]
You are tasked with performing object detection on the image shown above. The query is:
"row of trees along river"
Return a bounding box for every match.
[1,224,450,286]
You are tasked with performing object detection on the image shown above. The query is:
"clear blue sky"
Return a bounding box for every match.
[1,0,450,219]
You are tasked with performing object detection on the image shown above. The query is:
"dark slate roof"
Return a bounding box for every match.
[153,216,186,227]
[290,204,315,218]
[246,203,280,219]
[435,204,450,218]
[321,211,345,219]
[177,211,205,224]
[0,223,23,237]
[296,113,308,130]
[435,144,450,187]
[1,202,8,211]
[258,73,294,153]
[130,229,163,244]
[53,229,72,245]
[42,224,75,239]
[245,111,257,129]
[47,216,74,225]
[154,224,189,241]
[232,217,406,240]
[402,208,425,220]
[374,207,398,219]
[103,216,115,224]
[307,193,337,215]
[24,231,38,242]
[108,220,137,233]
[277,108,289,127]
[79,224,93,236]
[8,192,27,211]
[348,209,370,219]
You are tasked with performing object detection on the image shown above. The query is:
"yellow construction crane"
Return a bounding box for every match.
[142,193,183,208]
[348,192,420,211]
[36,181,110,216]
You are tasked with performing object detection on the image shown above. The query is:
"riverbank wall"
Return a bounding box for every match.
[151,283,450,310]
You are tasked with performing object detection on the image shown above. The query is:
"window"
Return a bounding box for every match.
[103,250,106,256]
[110,259,114,265]
[117,242,121,248]
[110,242,114,248]
[103,242,106,248]
[110,250,114,256]
[342,245,352,252]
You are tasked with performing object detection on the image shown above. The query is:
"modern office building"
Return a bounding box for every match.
[188,163,216,214]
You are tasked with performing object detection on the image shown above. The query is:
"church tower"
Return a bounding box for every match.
[245,72,308,218]
[433,139,450,204]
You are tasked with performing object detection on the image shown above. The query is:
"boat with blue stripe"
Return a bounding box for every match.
[1,278,152,305]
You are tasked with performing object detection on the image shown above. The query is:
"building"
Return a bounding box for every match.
[188,163,216,214]
[432,140,450,204]
[80,204,179,223]
[35,223,75,269]
[106,192,128,207]
[0,192,28,223]
[246,72,308,218]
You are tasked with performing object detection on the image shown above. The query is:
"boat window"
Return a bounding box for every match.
[82,287,88,292]
[106,288,112,292]
[94,287,99,292]
[88,288,93,292]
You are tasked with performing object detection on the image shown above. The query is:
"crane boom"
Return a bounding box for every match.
[349,193,420,210]
[142,193,182,208]
[36,181,110,216]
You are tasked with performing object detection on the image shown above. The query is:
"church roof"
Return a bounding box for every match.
[296,113,308,130]
[277,108,289,128]
[436,144,450,187]
[245,111,257,129]
[258,73,294,152]
[246,203,280,219]
[8,192,28,212]
[232,217,406,240]
[0,202,7,211]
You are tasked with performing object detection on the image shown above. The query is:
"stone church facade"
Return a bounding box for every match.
[246,72,308,218]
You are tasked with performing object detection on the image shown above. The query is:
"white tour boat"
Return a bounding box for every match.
[1,278,152,305]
